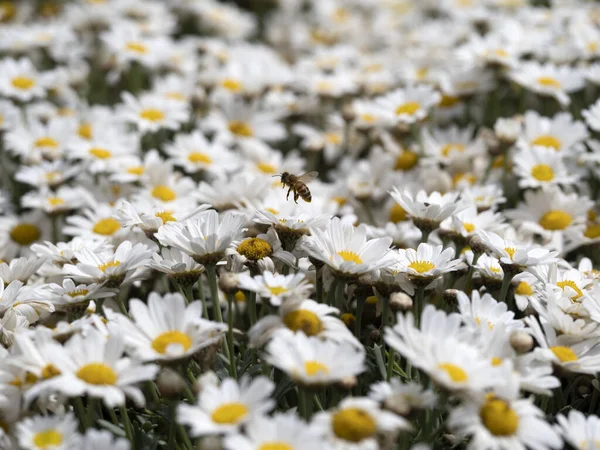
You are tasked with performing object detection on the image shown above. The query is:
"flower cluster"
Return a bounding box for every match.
[2,0,600,449]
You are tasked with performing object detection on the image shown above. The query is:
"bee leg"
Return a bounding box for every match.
[294,191,299,204]
[286,187,292,200]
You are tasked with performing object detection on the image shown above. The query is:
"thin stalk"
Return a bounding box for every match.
[325,278,338,306]
[226,293,238,378]
[119,405,133,442]
[386,348,395,381]
[420,229,431,244]
[183,283,194,305]
[178,425,194,450]
[115,290,129,316]
[316,267,323,304]
[247,291,258,325]
[380,294,390,332]
[498,273,513,304]
[196,276,209,318]
[415,286,425,328]
[205,264,223,322]
[74,398,89,429]
[167,402,176,448]
[87,398,98,428]
[335,279,346,310]
[464,251,481,294]
[355,297,364,340]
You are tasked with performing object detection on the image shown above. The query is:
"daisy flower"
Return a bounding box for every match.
[101,24,168,70]
[80,429,130,450]
[223,412,324,450]
[231,228,296,272]
[237,271,312,307]
[477,230,559,269]
[195,173,272,211]
[42,279,117,312]
[0,57,52,101]
[375,85,441,126]
[25,328,159,408]
[109,291,226,363]
[119,92,189,134]
[394,243,465,284]
[440,205,504,240]
[555,409,600,450]
[510,61,584,106]
[421,125,484,166]
[63,204,125,242]
[369,379,437,415]
[313,397,412,449]
[517,111,588,155]
[0,256,45,284]
[582,98,600,132]
[149,247,205,287]
[301,217,395,279]
[16,413,81,450]
[513,146,578,189]
[457,290,524,332]
[21,186,91,215]
[248,299,360,349]
[67,132,137,174]
[177,376,275,437]
[264,330,365,387]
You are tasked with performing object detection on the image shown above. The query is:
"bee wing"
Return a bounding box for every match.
[297,171,319,183]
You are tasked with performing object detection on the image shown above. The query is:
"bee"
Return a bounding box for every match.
[276,171,318,203]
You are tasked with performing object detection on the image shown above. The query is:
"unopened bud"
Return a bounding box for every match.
[156,368,187,399]
[383,395,410,416]
[443,289,460,307]
[509,331,534,354]
[338,376,357,390]
[192,371,219,397]
[469,235,488,255]
[197,436,222,450]
[342,103,356,123]
[390,292,412,312]
[578,384,590,397]
[368,329,381,345]
[494,117,521,144]
[218,272,239,294]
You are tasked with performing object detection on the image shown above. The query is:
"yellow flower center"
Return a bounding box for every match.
[408,260,435,274]
[491,357,503,366]
[211,403,248,424]
[89,147,112,159]
[539,210,573,231]
[585,224,600,239]
[332,408,377,443]
[228,121,253,137]
[188,152,212,164]
[441,143,465,157]
[220,78,243,92]
[551,346,578,362]
[11,76,35,90]
[531,135,561,150]
[504,247,516,259]
[10,372,38,387]
[139,108,164,122]
[151,330,192,354]
[35,137,58,148]
[438,363,468,383]
[98,261,121,272]
[68,289,89,298]
[337,250,363,264]
[234,290,246,303]
[41,364,61,379]
[126,166,144,175]
[304,360,329,376]
[283,310,323,336]
[155,211,176,223]
[439,94,459,108]
[515,281,533,296]
[463,222,476,233]
[556,280,583,300]
[340,313,355,327]
[152,185,177,202]
[265,207,279,215]
[10,223,41,245]
[165,92,185,101]
[359,113,377,123]
[325,132,342,145]
[537,76,561,88]
[258,443,293,450]
[78,123,92,139]
[480,398,519,436]
[33,429,63,448]
[257,162,277,174]
[125,41,148,54]
[366,295,378,305]
[76,363,117,385]
[93,218,121,236]
[389,204,407,223]
[237,238,273,261]
[267,286,288,296]
[531,164,554,181]
[394,151,419,171]
[48,197,64,207]
[395,101,421,116]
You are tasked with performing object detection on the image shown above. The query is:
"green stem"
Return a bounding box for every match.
[499,273,513,304]
[464,251,481,294]
[335,279,346,310]
[415,286,425,328]
[87,398,98,428]
[380,294,390,331]
[168,402,176,448]
[74,397,89,430]
[119,405,133,442]
[355,297,364,340]
[226,294,238,379]
[196,276,208,318]
[115,290,129,316]
[325,278,338,306]
[178,425,194,450]
[183,283,194,305]
[386,348,395,381]
[316,267,323,304]
[420,229,431,244]
[205,265,223,322]
[247,291,258,325]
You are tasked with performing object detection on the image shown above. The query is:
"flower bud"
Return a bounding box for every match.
[218,272,239,295]
[509,331,534,354]
[390,292,412,312]
[469,235,488,255]
[338,376,357,390]
[342,103,356,123]
[443,289,460,308]
[156,368,187,399]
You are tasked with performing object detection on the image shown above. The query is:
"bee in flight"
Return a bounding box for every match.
[275,171,318,203]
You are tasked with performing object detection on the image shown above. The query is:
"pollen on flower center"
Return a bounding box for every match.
[337,250,363,264]
[257,162,277,174]
[389,203,407,223]
[155,211,176,223]
[11,76,36,90]
[480,398,519,436]
[10,223,41,245]
[504,247,516,259]
[89,147,112,159]
[98,261,121,272]
[268,286,288,296]
[228,120,253,137]
[441,143,465,157]
[152,185,177,202]
[537,76,561,88]
[78,123,92,139]
[68,289,89,298]
[438,363,468,382]
[221,78,243,92]
[408,260,435,274]
[539,210,572,231]
[41,364,61,379]
[48,197,65,207]
[463,222,476,233]
[531,164,554,181]
[257,442,293,450]
[531,135,561,150]
[304,360,329,376]
[35,137,59,148]
[439,94,459,108]
[93,218,121,236]
[188,152,212,164]
[283,310,323,336]
[550,346,578,362]
[76,362,118,385]
[332,407,377,443]
[127,166,144,175]
[394,151,419,171]
[395,101,421,116]
[515,281,533,296]
[237,238,273,261]
[125,41,148,54]
[585,224,600,239]
[33,429,63,448]
[325,132,342,145]
[151,330,192,354]
[556,280,583,300]
[140,108,165,122]
[211,402,248,424]
[491,357,503,366]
